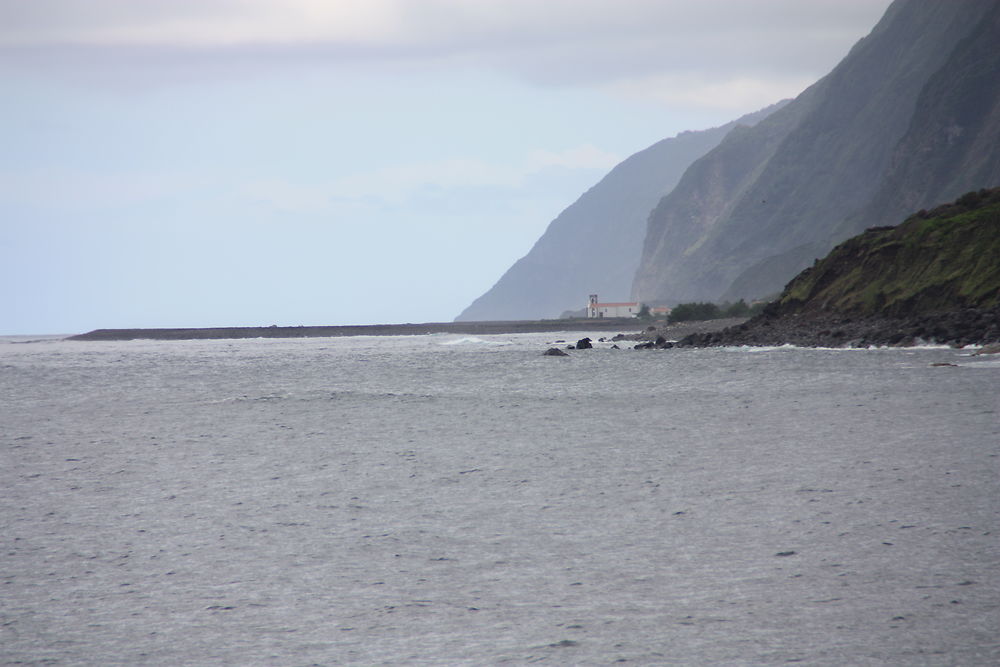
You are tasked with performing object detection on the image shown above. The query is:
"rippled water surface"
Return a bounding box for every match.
[2,334,999,665]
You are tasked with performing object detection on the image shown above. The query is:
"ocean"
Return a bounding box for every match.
[2,333,998,665]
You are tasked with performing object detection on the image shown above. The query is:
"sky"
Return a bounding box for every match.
[0,0,894,335]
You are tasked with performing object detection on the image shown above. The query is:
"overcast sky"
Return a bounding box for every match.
[1,0,893,334]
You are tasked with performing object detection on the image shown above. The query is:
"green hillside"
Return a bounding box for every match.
[776,188,1000,318]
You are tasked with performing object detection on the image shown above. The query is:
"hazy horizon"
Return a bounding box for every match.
[1,0,893,335]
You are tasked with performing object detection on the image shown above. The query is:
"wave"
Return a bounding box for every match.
[719,342,961,352]
[438,336,512,346]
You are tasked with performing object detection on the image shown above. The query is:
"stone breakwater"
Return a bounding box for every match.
[66,319,648,342]
[673,307,1000,349]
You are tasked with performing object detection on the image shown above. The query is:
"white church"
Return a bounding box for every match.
[587,294,640,318]
[586,294,671,319]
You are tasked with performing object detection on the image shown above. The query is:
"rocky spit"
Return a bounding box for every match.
[68,318,650,342]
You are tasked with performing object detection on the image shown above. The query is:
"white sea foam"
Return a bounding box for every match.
[438,335,512,346]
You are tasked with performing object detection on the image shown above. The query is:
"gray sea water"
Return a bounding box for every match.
[2,333,998,666]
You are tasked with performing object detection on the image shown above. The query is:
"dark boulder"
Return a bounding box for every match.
[543,347,569,356]
[576,337,593,350]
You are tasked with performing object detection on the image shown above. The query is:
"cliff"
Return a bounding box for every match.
[632,0,1000,307]
[454,104,784,322]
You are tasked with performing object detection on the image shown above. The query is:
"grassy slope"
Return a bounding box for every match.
[776,188,1000,318]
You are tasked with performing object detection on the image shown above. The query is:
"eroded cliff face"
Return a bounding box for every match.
[836,2,1000,240]
[455,105,782,322]
[632,0,999,307]
[631,100,815,304]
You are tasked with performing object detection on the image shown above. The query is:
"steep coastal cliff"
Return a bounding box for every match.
[462,1,1000,323]
[633,0,1000,308]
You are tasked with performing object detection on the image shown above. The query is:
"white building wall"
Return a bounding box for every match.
[593,304,637,318]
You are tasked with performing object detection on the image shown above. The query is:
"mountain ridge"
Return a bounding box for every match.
[633,0,999,307]
[454,103,785,321]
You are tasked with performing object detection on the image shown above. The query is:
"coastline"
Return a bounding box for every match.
[60,311,1000,348]
[67,318,657,341]
[676,307,1000,349]
[616,317,749,342]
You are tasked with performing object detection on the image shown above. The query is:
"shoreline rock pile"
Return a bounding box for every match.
[676,307,1000,349]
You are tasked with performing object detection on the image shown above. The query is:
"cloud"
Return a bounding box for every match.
[333,158,525,200]
[238,178,337,215]
[0,1,891,51]
[0,1,408,47]
[238,146,623,214]
[607,73,817,112]
[1,0,894,105]
[528,145,622,171]
[234,160,524,215]
[0,166,208,210]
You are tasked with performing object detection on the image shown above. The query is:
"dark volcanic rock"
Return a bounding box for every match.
[543,348,569,357]
[634,336,675,350]
[676,308,1000,349]
[575,337,593,350]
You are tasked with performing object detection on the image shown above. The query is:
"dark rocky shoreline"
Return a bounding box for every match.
[674,307,1000,349]
[615,317,750,343]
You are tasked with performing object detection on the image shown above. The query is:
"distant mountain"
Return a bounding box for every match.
[632,0,1000,307]
[677,188,1000,348]
[454,104,784,322]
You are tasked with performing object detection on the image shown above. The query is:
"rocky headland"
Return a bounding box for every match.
[673,189,1000,349]
[677,308,1000,349]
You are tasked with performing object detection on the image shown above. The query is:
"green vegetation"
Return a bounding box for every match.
[668,302,720,322]
[776,188,1000,318]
